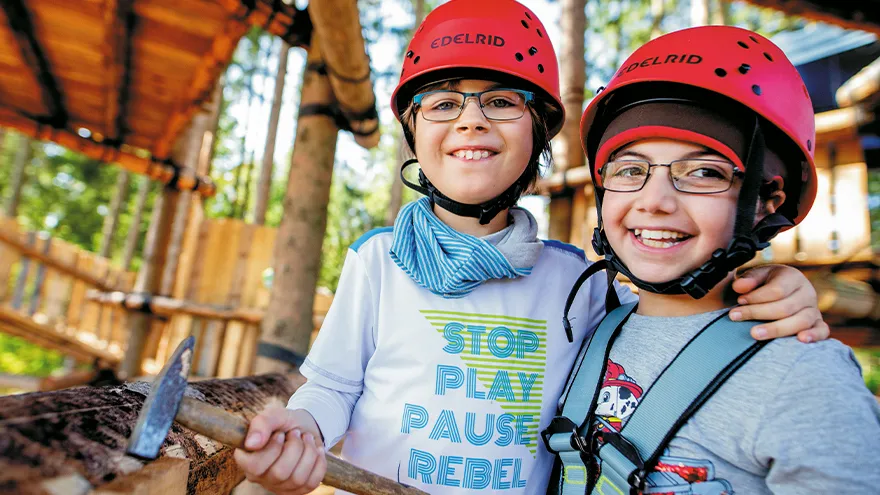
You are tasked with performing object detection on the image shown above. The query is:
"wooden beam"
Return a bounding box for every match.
[104,0,136,143]
[738,0,880,36]
[0,107,217,196]
[0,373,303,493]
[836,55,880,108]
[211,0,312,49]
[0,0,68,127]
[308,0,380,149]
[152,16,249,159]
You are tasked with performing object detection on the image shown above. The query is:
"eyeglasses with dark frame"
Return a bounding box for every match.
[598,159,745,194]
[412,88,535,122]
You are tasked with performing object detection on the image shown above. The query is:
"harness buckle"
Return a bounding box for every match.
[541,416,590,454]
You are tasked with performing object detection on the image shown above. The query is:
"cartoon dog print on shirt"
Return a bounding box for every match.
[593,360,734,494]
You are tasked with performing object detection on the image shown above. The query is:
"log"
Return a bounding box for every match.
[0,108,216,196]
[738,0,880,36]
[308,0,380,149]
[0,373,304,494]
[836,55,880,108]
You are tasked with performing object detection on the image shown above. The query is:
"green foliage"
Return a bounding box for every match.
[0,334,65,377]
[854,348,880,395]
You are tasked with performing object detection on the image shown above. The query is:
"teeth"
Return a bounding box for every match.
[453,150,493,160]
[641,239,676,248]
[635,228,687,240]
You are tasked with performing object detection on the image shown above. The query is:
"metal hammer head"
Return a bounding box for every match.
[126,336,195,459]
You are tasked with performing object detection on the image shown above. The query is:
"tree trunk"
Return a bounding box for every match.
[0,373,303,494]
[255,36,339,373]
[386,0,426,226]
[651,0,666,38]
[549,0,587,243]
[99,170,131,258]
[691,0,710,26]
[122,177,152,271]
[4,135,33,218]
[254,41,290,226]
[712,0,729,25]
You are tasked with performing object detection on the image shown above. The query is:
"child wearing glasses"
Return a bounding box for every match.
[235,3,831,494]
[545,26,880,495]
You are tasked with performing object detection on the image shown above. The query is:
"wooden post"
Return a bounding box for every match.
[308,0,379,149]
[122,177,152,271]
[4,134,33,217]
[119,185,180,378]
[254,41,290,226]
[99,170,131,258]
[256,36,338,373]
[549,0,587,243]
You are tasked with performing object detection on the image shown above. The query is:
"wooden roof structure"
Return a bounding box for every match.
[0,0,313,195]
[740,0,880,36]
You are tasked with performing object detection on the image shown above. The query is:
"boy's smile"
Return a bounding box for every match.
[602,138,739,284]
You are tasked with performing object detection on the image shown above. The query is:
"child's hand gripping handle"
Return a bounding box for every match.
[176,396,429,495]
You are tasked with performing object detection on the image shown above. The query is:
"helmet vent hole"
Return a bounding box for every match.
[406,50,414,59]
[524,11,532,20]
[521,20,529,28]
[515,52,524,62]
[414,56,421,64]
[536,29,543,38]
[749,35,760,44]
[738,63,751,74]
[807,139,812,151]
[752,84,762,95]
[803,85,809,97]
[538,64,545,73]
[529,46,538,56]
[737,41,749,49]
[764,52,774,62]
[715,68,727,77]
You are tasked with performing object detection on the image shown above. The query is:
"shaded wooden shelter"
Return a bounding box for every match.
[0,0,317,194]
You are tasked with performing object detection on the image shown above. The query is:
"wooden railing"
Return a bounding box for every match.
[0,216,135,364]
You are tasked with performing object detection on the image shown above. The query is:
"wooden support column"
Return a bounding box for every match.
[122,177,152,270]
[99,170,130,258]
[256,36,338,373]
[254,41,290,226]
[119,183,180,378]
[549,0,587,243]
[308,0,380,149]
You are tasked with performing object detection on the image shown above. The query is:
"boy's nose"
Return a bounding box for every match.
[633,168,678,214]
[455,98,490,133]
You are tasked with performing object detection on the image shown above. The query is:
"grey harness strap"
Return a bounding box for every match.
[543,307,766,495]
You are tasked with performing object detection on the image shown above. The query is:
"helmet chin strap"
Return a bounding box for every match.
[399,158,528,225]
[591,119,794,299]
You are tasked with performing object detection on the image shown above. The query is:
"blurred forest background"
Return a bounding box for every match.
[1,0,878,392]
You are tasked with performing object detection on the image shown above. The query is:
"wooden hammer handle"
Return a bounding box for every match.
[177,397,427,495]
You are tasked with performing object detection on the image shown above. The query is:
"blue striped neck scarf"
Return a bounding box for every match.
[390,197,540,299]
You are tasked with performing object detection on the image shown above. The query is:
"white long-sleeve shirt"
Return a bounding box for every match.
[288,227,635,493]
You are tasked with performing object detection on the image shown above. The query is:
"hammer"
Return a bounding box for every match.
[127,336,427,495]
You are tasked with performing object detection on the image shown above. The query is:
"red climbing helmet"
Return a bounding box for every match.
[391,0,564,137]
[580,25,817,226]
